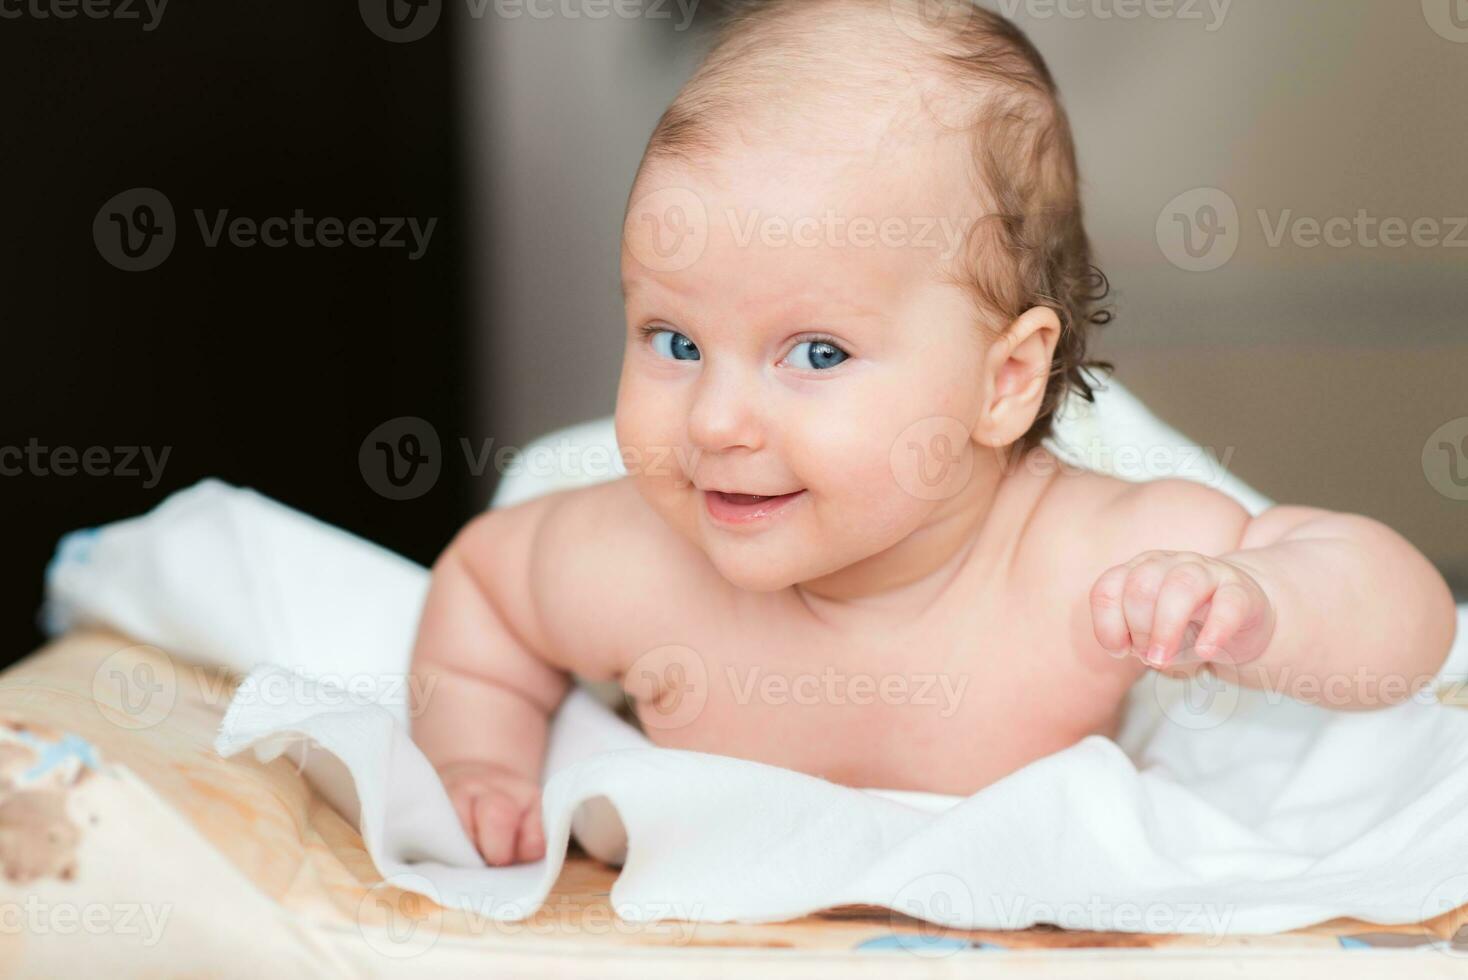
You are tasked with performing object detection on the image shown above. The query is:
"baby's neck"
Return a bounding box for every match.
[792,460,1009,625]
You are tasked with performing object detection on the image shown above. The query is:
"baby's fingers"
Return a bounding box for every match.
[473,790,526,867]
[516,796,546,864]
[1089,564,1133,655]
[1194,580,1253,663]
[1120,559,1173,660]
[1146,562,1216,667]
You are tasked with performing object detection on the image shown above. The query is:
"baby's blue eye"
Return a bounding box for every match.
[787,340,849,371]
[649,329,700,361]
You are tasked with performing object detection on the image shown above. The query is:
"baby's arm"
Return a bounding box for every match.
[1088,480,1458,707]
[409,497,569,865]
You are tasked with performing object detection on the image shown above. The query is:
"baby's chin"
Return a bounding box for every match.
[702,548,805,593]
[696,528,873,595]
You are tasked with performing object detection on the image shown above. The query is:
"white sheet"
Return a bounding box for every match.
[41,478,1468,935]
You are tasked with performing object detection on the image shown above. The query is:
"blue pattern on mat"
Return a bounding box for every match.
[16,731,100,782]
[855,933,1004,952]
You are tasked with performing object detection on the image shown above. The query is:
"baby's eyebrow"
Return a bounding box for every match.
[768,296,892,329]
[621,279,892,330]
[621,276,677,303]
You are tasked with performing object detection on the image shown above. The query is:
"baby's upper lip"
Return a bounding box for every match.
[702,486,803,497]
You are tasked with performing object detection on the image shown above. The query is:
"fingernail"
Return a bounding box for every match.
[1145,644,1168,667]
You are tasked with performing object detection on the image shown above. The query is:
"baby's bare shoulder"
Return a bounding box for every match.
[1027,462,1253,572]
[508,477,729,680]
[1007,459,1254,670]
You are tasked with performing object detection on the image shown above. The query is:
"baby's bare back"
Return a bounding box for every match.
[520,458,1158,796]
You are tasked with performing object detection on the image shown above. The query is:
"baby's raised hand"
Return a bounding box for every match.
[1089,550,1275,669]
[436,760,546,866]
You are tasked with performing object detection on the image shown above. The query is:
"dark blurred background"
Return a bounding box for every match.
[0,1,477,664]
[1,0,1465,667]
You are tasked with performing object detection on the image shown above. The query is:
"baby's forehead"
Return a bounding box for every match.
[631,128,973,240]
[622,150,970,333]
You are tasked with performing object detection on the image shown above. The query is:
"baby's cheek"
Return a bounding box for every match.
[614,408,693,520]
[790,416,928,540]
[616,390,682,475]
[790,402,899,489]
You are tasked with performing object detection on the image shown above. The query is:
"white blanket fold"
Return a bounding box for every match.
[41,479,1468,935]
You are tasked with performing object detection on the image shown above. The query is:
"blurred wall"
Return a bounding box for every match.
[457,0,1467,588]
[457,4,708,456]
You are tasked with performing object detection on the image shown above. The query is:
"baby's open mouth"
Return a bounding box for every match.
[704,489,806,525]
[715,491,790,505]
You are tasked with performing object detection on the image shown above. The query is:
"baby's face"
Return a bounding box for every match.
[616,141,996,593]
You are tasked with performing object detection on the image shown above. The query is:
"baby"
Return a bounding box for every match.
[410,0,1458,867]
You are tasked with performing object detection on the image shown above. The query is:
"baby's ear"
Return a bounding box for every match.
[973,306,1061,449]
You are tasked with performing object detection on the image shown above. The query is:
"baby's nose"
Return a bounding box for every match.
[686,364,765,454]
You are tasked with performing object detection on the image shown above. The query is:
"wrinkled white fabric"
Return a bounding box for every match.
[41,478,1468,934]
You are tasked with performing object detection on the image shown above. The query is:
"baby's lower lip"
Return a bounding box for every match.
[704,489,806,526]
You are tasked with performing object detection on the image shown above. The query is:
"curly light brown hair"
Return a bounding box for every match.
[635,0,1113,455]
